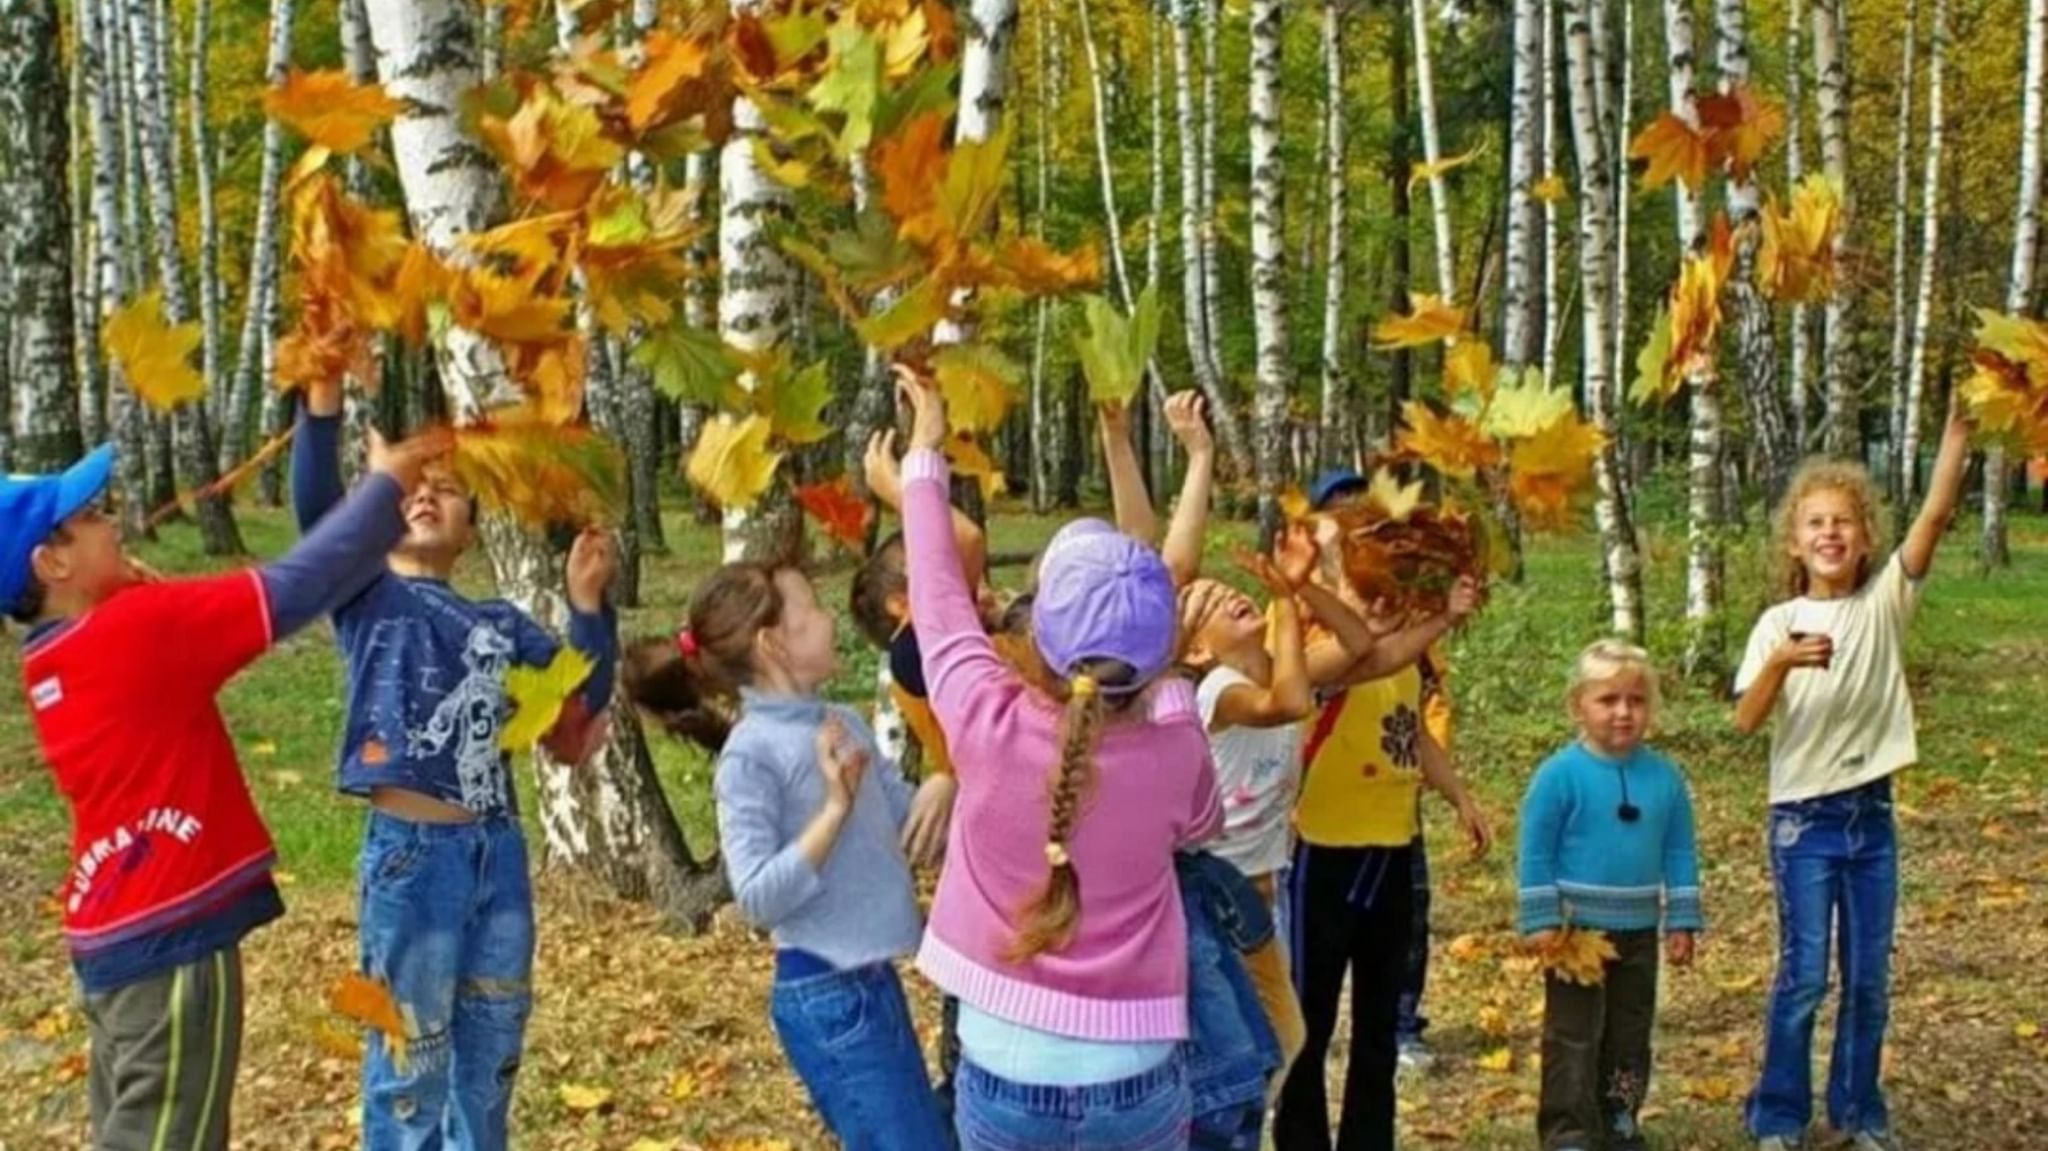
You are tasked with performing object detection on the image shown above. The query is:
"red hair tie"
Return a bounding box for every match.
[676,629,700,659]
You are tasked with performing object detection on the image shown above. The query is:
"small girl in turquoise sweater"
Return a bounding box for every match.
[1518,640,1702,1151]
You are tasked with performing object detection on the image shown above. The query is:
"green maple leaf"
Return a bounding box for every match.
[634,320,741,408]
[828,211,919,292]
[807,24,881,156]
[1483,366,1575,439]
[939,124,1011,240]
[874,60,958,139]
[586,195,650,248]
[759,359,834,445]
[1630,307,1677,406]
[1073,283,1163,405]
[857,275,950,350]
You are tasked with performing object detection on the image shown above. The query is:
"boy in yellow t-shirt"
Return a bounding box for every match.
[1276,470,1493,1151]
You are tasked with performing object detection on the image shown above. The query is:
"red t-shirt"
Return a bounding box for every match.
[22,571,278,956]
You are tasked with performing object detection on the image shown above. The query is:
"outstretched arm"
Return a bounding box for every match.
[866,430,987,590]
[1159,391,1214,588]
[1901,401,1972,580]
[1099,402,1159,545]
[290,380,348,530]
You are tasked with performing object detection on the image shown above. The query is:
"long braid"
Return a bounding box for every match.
[1007,668,1111,961]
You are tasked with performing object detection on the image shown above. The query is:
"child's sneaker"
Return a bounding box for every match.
[1756,1138,1807,1151]
[1848,1133,1904,1151]
[1395,1037,1435,1076]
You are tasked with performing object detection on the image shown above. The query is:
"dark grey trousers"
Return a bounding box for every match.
[82,946,244,1151]
[1538,929,1660,1151]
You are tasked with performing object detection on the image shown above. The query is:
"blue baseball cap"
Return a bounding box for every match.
[0,445,116,611]
[1309,468,1369,510]
[1031,518,1178,692]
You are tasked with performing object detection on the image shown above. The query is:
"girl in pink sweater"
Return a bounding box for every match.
[888,370,1221,1150]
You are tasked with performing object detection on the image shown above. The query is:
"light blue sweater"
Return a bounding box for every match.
[1517,741,1703,934]
[713,690,924,969]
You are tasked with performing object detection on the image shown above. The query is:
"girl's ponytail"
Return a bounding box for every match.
[623,561,792,753]
[1007,658,1130,961]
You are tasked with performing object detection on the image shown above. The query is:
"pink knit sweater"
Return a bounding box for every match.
[902,450,1222,1041]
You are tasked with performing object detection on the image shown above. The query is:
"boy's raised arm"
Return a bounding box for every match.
[291,380,349,531]
[1159,391,1214,588]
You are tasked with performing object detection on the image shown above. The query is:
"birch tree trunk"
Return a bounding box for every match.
[1543,0,1563,382]
[1611,0,1633,376]
[1984,0,2044,568]
[110,0,145,298]
[1200,0,1225,382]
[1886,0,1919,500]
[83,0,150,534]
[190,0,223,433]
[221,0,292,476]
[1389,12,1414,426]
[125,0,240,553]
[1411,0,1457,299]
[616,0,666,562]
[1318,0,1349,471]
[1813,0,1857,456]
[362,0,726,926]
[1248,0,1289,536]
[1899,0,1945,515]
[2,0,84,472]
[1148,14,1167,492]
[1787,0,1812,452]
[1721,0,1795,507]
[1031,0,1056,513]
[1667,0,1723,675]
[1504,0,1543,373]
[715,0,805,563]
[1565,0,1644,641]
[1170,0,1248,477]
[71,26,105,448]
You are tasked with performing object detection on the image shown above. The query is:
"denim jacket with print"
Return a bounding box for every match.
[1176,851,1283,1145]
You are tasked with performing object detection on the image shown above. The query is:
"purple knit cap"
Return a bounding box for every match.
[1031,519,1178,691]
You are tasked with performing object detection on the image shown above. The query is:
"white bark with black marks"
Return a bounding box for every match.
[1318,0,1349,471]
[1985,0,2045,567]
[1787,0,1811,453]
[222,0,293,475]
[1899,0,1945,512]
[1887,0,1919,498]
[1411,0,1456,299]
[82,0,150,533]
[1504,0,1543,373]
[1812,0,1856,456]
[1720,0,1794,507]
[1248,0,1290,535]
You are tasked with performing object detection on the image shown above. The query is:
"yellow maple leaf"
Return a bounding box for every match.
[932,343,1020,433]
[1757,175,1841,303]
[1697,84,1786,183]
[1397,402,1501,480]
[330,972,409,1071]
[626,29,712,132]
[1481,368,1575,439]
[1528,927,1621,986]
[1666,230,1730,387]
[945,434,1007,501]
[1371,294,1467,348]
[451,412,627,527]
[1531,174,1570,203]
[1974,308,2048,388]
[1365,467,1425,523]
[1628,112,1712,192]
[265,69,404,154]
[1408,140,1487,192]
[559,1083,613,1113]
[687,414,784,510]
[1444,339,1500,398]
[1277,486,1311,522]
[501,647,594,751]
[1509,415,1605,529]
[1476,1046,1515,1073]
[103,290,205,412]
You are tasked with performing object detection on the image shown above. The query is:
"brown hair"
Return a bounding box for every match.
[623,561,800,751]
[1769,457,1885,601]
[1006,657,1139,962]
[849,533,908,650]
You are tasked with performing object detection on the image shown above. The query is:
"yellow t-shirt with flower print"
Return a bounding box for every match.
[1295,662,1428,848]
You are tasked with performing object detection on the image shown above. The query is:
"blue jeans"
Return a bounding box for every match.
[358,812,534,1151]
[956,1053,1192,1150]
[1396,829,1431,1046]
[770,961,950,1151]
[1746,779,1899,1140]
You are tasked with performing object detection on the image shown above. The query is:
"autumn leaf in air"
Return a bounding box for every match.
[103,291,205,412]
[1628,112,1713,192]
[945,434,1007,501]
[687,414,784,510]
[1757,175,1840,303]
[994,236,1102,295]
[451,413,627,528]
[1073,284,1163,406]
[932,343,1022,433]
[1365,468,1425,523]
[795,477,874,550]
[1631,307,1678,405]
[475,85,627,211]
[330,972,409,1070]
[755,358,835,445]
[1371,294,1466,349]
[266,69,404,155]
[1664,224,1731,389]
[1443,339,1500,399]
[1408,141,1487,192]
[626,29,713,133]
[1962,311,2048,450]
[1531,174,1570,203]
[1480,368,1575,440]
[1396,403,1502,481]
[1508,414,1606,528]
[1696,84,1786,183]
[501,648,594,751]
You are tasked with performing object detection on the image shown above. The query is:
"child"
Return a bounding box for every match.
[1276,484,1493,1151]
[1519,640,1702,1151]
[292,380,617,1151]
[6,429,443,1150]
[892,369,1222,1148]
[623,562,956,1151]
[1733,406,1972,1151]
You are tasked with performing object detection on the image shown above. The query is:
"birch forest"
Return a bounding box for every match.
[5,0,2048,1146]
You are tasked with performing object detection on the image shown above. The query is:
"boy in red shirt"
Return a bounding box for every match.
[5,429,443,1150]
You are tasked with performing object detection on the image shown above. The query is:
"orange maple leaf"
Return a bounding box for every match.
[1697,84,1785,183]
[627,29,713,132]
[1371,294,1467,349]
[265,69,404,155]
[795,477,874,550]
[1628,113,1713,192]
[993,236,1103,294]
[876,112,948,227]
[1396,402,1502,480]
[330,972,409,1069]
[451,412,627,527]
[1757,175,1840,303]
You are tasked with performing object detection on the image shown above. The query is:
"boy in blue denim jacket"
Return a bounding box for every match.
[293,379,617,1151]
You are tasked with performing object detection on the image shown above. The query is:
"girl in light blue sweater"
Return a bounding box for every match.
[1518,640,1702,1151]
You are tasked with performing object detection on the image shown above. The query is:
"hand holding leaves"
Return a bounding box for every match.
[366,425,454,495]
[1446,574,1486,622]
[565,528,617,614]
[894,364,948,452]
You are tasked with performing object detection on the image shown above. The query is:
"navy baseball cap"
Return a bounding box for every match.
[0,445,116,611]
[1309,468,1369,510]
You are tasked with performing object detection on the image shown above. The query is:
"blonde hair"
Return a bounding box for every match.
[1566,639,1661,725]
[1769,457,1885,601]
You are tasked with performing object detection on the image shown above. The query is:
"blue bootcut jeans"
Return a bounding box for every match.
[1745,778,1899,1141]
[358,811,535,1151]
[770,960,952,1151]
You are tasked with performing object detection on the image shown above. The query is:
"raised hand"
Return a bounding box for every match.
[1162,391,1212,456]
[864,430,904,510]
[565,528,617,614]
[1446,574,1486,623]
[893,364,948,452]
[1273,522,1319,589]
[366,425,454,495]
